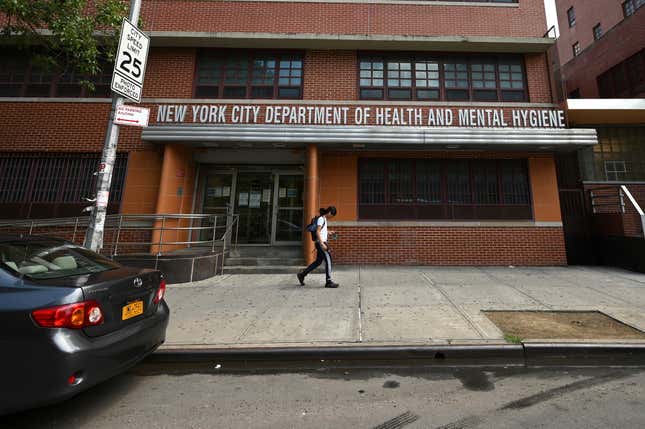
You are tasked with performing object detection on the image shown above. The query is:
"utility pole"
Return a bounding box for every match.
[84,0,144,252]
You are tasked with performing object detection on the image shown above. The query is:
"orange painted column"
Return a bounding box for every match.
[529,155,562,222]
[151,144,196,254]
[304,144,319,264]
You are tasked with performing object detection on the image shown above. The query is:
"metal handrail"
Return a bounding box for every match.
[589,185,645,238]
[621,185,645,238]
[0,213,240,273]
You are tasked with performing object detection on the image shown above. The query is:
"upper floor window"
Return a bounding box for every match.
[567,7,576,27]
[195,51,303,99]
[0,51,111,98]
[572,42,581,57]
[359,54,526,102]
[597,48,645,98]
[593,23,603,40]
[623,0,644,17]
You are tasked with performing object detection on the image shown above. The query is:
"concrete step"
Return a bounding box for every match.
[224,257,304,266]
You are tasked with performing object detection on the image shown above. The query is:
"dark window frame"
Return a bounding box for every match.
[593,23,603,41]
[0,50,113,98]
[567,7,576,27]
[194,49,304,100]
[358,158,533,221]
[622,0,644,17]
[357,53,528,102]
[572,42,581,57]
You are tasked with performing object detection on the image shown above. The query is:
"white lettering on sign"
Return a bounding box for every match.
[153,105,567,128]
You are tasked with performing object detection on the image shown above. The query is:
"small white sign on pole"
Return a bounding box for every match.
[111,18,150,103]
[115,105,150,127]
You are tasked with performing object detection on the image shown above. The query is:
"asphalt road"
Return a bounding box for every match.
[2,365,644,429]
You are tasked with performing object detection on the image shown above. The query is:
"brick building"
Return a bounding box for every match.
[553,0,645,267]
[0,0,598,267]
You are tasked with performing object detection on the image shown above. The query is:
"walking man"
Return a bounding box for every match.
[297,206,339,288]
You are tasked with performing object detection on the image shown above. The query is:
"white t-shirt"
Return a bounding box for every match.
[317,216,328,242]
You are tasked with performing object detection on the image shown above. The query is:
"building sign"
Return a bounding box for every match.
[154,104,566,128]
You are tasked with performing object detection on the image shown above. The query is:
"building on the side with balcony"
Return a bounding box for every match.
[553,0,645,269]
[0,0,599,276]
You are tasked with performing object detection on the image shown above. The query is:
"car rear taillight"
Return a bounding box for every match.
[153,279,166,304]
[32,301,104,329]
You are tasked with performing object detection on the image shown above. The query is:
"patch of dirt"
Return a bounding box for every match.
[483,311,645,340]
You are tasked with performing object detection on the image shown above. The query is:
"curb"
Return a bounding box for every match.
[524,343,645,366]
[146,344,525,368]
[143,343,645,369]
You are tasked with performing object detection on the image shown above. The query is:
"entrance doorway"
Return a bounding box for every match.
[200,168,304,245]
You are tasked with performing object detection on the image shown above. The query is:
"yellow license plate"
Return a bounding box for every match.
[122,301,144,320]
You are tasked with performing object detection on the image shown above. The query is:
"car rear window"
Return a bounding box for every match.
[0,240,120,279]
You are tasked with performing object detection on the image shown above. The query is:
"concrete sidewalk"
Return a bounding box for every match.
[160,265,645,350]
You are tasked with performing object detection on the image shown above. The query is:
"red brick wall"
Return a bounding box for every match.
[0,102,152,152]
[143,48,196,98]
[330,226,566,265]
[556,0,629,66]
[557,7,645,97]
[141,1,546,38]
[526,53,553,103]
[584,184,645,238]
[304,50,357,100]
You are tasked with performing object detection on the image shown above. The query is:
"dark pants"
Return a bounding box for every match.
[302,241,332,282]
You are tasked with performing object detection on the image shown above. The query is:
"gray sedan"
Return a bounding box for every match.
[0,236,169,415]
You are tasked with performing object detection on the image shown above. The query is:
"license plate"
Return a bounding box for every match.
[122,300,144,320]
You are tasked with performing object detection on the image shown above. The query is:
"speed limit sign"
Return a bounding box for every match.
[111,18,150,103]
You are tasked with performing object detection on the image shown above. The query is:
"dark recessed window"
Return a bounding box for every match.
[622,0,643,17]
[358,158,532,221]
[593,24,603,40]
[0,51,113,98]
[568,88,581,99]
[0,153,127,219]
[195,50,303,99]
[567,7,576,27]
[572,42,582,57]
[597,48,645,97]
[359,54,526,102]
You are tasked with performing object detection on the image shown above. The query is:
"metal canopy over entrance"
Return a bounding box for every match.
[199,167,304,245]
[143,125,598,151]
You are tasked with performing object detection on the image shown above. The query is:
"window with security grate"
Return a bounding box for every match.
[0,153,128,219]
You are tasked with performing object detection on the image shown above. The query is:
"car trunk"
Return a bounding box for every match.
[79,267,162,337]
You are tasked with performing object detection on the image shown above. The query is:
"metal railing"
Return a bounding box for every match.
[590,185,645,238]
[590,186,625,214]
[0,213,240,273]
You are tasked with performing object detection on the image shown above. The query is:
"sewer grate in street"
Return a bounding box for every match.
[371,411,420,429]
[483,310,645,340]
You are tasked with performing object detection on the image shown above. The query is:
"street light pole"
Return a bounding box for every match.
[84,0,142,252]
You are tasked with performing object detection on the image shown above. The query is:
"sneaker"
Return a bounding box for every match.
[324,280,339,288]
[297,272,305,286]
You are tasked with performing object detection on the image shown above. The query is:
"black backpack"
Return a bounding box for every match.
[305,216,324,241]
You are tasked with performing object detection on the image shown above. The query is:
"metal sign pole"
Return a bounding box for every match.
[84,0,142,252]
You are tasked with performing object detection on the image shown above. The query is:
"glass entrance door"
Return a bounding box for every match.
[235,172,274,244]
[272,174,304,243]
[202,172,234,241]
